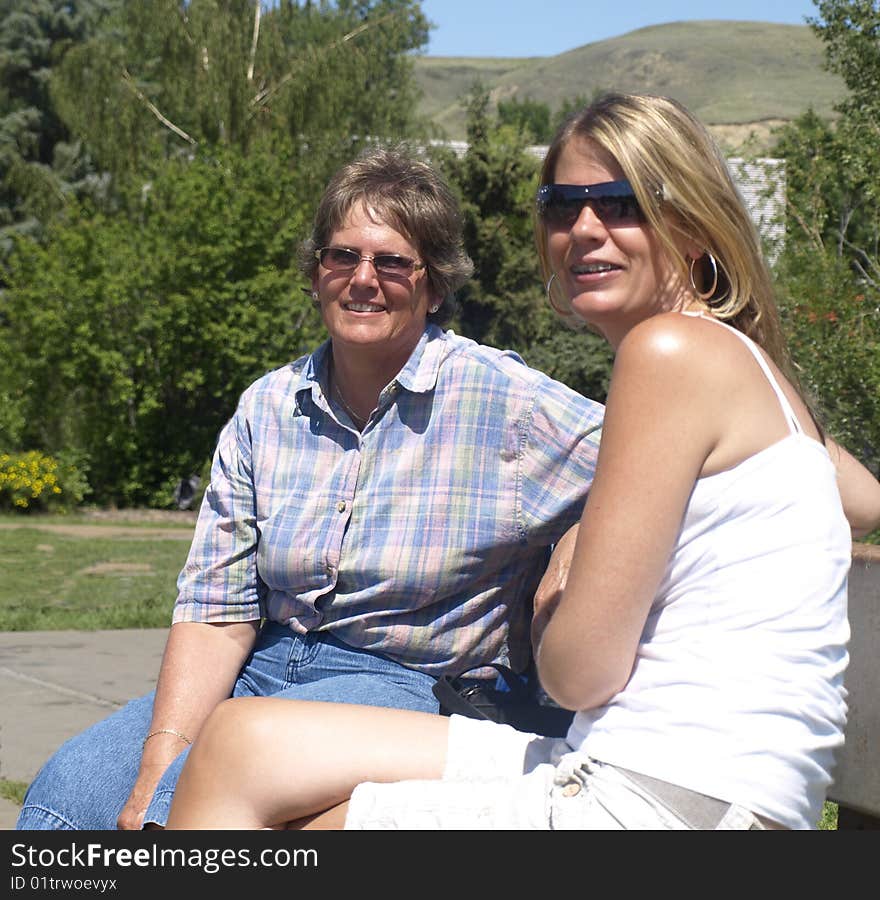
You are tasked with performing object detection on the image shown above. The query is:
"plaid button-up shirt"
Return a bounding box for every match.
[173,325,603,676]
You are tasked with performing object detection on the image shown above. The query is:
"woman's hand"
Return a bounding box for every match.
[532,524,579,652]
[117,761,175,830]
[117,727,193,830]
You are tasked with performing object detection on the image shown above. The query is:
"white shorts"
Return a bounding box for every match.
[344,715,763,830]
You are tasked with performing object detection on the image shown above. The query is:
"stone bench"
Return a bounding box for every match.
[827,542,880,829]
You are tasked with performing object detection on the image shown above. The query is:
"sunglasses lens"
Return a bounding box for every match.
[538,182,645,227]
[594,195,641,222]
[542,196,582,228]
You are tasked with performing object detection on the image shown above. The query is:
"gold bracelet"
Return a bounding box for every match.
[142,728,192,748]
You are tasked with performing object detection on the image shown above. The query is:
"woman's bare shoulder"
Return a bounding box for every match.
[616,312,740,378]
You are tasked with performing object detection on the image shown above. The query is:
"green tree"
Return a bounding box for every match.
[805,0,880,270]
[433,88,544,350]
[494,93,601,144]
[810,0,880,117]
[50,0,430,183]
[551,92,593,134]
[776,253,879,474]
[771,1,880,482]
[496,95,552,143]
[0,0,436,504]
[433,88,613,403]
[1,140,324,504]
[0,0,118,252]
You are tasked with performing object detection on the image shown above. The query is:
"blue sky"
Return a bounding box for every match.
[419,0,820,57]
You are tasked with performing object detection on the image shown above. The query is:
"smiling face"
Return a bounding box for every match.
[313,202,437,367]
[547,137,692,347]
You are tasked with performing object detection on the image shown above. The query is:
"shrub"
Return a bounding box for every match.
[0,450,90,513]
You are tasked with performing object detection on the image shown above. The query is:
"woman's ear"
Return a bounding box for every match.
[423,281,442,316]
[684,242,706,265]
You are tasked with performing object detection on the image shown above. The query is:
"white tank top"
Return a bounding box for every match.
[567,315,851,830]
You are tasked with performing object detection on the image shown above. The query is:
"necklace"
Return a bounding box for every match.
[330,365,368,430]
[333,382,367,429]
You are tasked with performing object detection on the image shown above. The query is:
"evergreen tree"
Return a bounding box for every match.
[496,96,552,143]
[433,88,613,403]
[0,0,118,251]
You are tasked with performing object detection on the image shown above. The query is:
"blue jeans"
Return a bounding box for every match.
[16,623,440,830]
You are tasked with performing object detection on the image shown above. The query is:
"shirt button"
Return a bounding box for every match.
[337,500,346,513]
[561,783,581,798]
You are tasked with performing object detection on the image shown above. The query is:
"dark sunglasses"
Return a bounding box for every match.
[315,247,426,277]
[536,180,648,228]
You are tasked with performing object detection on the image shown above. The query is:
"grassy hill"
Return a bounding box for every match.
[414,21,846,151]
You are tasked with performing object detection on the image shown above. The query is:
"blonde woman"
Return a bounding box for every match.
[166,94,880,831]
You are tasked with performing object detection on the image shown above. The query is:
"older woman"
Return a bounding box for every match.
[165,94,880,831]
[17,146,604,831]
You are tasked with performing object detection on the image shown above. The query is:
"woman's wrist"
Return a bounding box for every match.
[143,728,192,749]
[140,729,193,766]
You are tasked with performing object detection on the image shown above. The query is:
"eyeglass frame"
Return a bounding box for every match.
[314,246,427,277]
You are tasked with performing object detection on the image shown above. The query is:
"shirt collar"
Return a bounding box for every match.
[294,324,450,403]
[392,323,448,394]
[294,339,331,406]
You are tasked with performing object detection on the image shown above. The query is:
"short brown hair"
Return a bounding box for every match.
[300,144,473,324]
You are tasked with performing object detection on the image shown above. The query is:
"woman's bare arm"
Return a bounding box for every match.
[535,317,721,710]
[825,438,880,538]
[116,619,259,829]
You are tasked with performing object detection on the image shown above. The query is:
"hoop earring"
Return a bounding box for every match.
[429,304,439,314]
[689,254,718,301]
[545,273,571,317]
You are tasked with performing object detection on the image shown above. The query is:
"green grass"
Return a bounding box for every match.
[0,519,192,630]
[818,801,838,830]
[0,778,28,807]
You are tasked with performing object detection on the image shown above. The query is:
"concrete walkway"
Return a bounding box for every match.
[0,628,168,829]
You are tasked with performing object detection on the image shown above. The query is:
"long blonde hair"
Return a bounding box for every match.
[535,92,793,375]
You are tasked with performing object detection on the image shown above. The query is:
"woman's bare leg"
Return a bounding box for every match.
[165,697,449,829]
[289,801,350,830]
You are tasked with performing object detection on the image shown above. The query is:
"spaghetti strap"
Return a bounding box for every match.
[681,311,802,435]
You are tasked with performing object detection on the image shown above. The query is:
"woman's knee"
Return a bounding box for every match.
[192,697,283,765]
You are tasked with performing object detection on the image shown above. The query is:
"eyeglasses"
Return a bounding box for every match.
[536,180,649,229]
[315,246,426,277]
